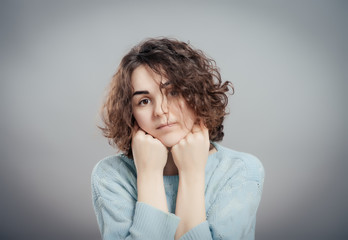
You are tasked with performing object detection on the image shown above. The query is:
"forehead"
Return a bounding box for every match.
[131,65,167,90]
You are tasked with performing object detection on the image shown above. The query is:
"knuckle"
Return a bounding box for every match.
[180,138,187,145]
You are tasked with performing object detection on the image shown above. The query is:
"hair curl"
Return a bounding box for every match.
[99,37,234,158]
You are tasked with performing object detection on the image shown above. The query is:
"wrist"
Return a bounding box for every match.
[178,169,205,181]
[137,171,163,185]
[137,167,163,176]
[137,172,168,213]
[178,171,205,192]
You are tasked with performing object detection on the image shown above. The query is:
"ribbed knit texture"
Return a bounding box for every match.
[180,221,212,240]
[91,142,264,240]
[129,202,180,239]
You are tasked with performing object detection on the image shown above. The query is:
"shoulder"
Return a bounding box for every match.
[91,154,137,201]
[210,142,265,184]
[92,154,136,179]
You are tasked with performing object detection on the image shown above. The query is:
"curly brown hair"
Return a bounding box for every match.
[99,37,234,158]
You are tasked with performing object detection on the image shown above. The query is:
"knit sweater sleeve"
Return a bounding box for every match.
[204,152,265,240]
[177,166,264,240]
[91,156,180,240]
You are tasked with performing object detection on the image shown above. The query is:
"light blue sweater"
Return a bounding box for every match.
[91,142,264,240]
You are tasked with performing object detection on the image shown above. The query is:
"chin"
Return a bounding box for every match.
[159,139,179,148]
[158,134,185,148]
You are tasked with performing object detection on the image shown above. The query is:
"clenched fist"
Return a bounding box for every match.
[171,123,210,175]
[131,124,168,175]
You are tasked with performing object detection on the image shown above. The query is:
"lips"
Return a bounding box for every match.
[157,122,176,129]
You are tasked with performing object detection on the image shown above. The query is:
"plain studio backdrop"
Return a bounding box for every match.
[1,1,347,239]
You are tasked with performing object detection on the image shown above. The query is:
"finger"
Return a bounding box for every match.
[191,119,206,134]
[200,121,209,139]
[132,122,146,137]
[191,124,201,134]
[171,137,185,151]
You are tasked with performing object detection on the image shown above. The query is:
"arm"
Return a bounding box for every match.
[171,124,212,240]
[92,170,180,240]
[201,152,265,239]
[171,128,265,240]
[91,127,181,240]
[207,179,264,239]
[130,126,181,239]
[175,171,209,240]
[132,126,168,213]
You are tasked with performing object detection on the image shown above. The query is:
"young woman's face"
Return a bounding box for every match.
[131,65,196,147]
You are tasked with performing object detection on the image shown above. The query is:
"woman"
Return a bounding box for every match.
[92,38,264,240]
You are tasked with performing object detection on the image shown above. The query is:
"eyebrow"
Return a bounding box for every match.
[132,90,149,97]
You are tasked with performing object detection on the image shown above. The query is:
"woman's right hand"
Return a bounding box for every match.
[131,124,168,175]
[132,123,169,213]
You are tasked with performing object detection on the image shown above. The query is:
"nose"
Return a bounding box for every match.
[154,95,168,117]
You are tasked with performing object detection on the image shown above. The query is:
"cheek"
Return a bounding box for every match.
[133,110,152,131]
[177,100,196,129]
[185,110,196,129]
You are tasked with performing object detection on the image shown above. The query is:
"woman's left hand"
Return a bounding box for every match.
[171,122,210,174]
[172,122,210,239]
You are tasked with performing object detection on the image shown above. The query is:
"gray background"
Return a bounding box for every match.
[1,0,347,239]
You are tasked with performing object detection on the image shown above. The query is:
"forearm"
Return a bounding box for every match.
[137,171,168,213]
[175,172,206,240]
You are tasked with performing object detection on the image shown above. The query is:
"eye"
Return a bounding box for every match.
[168,90,178,97]
[138,98,151,105]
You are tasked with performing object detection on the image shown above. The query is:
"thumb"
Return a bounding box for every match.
[199,120,209,140]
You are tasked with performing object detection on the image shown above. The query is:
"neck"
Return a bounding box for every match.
[163,151,178,176]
